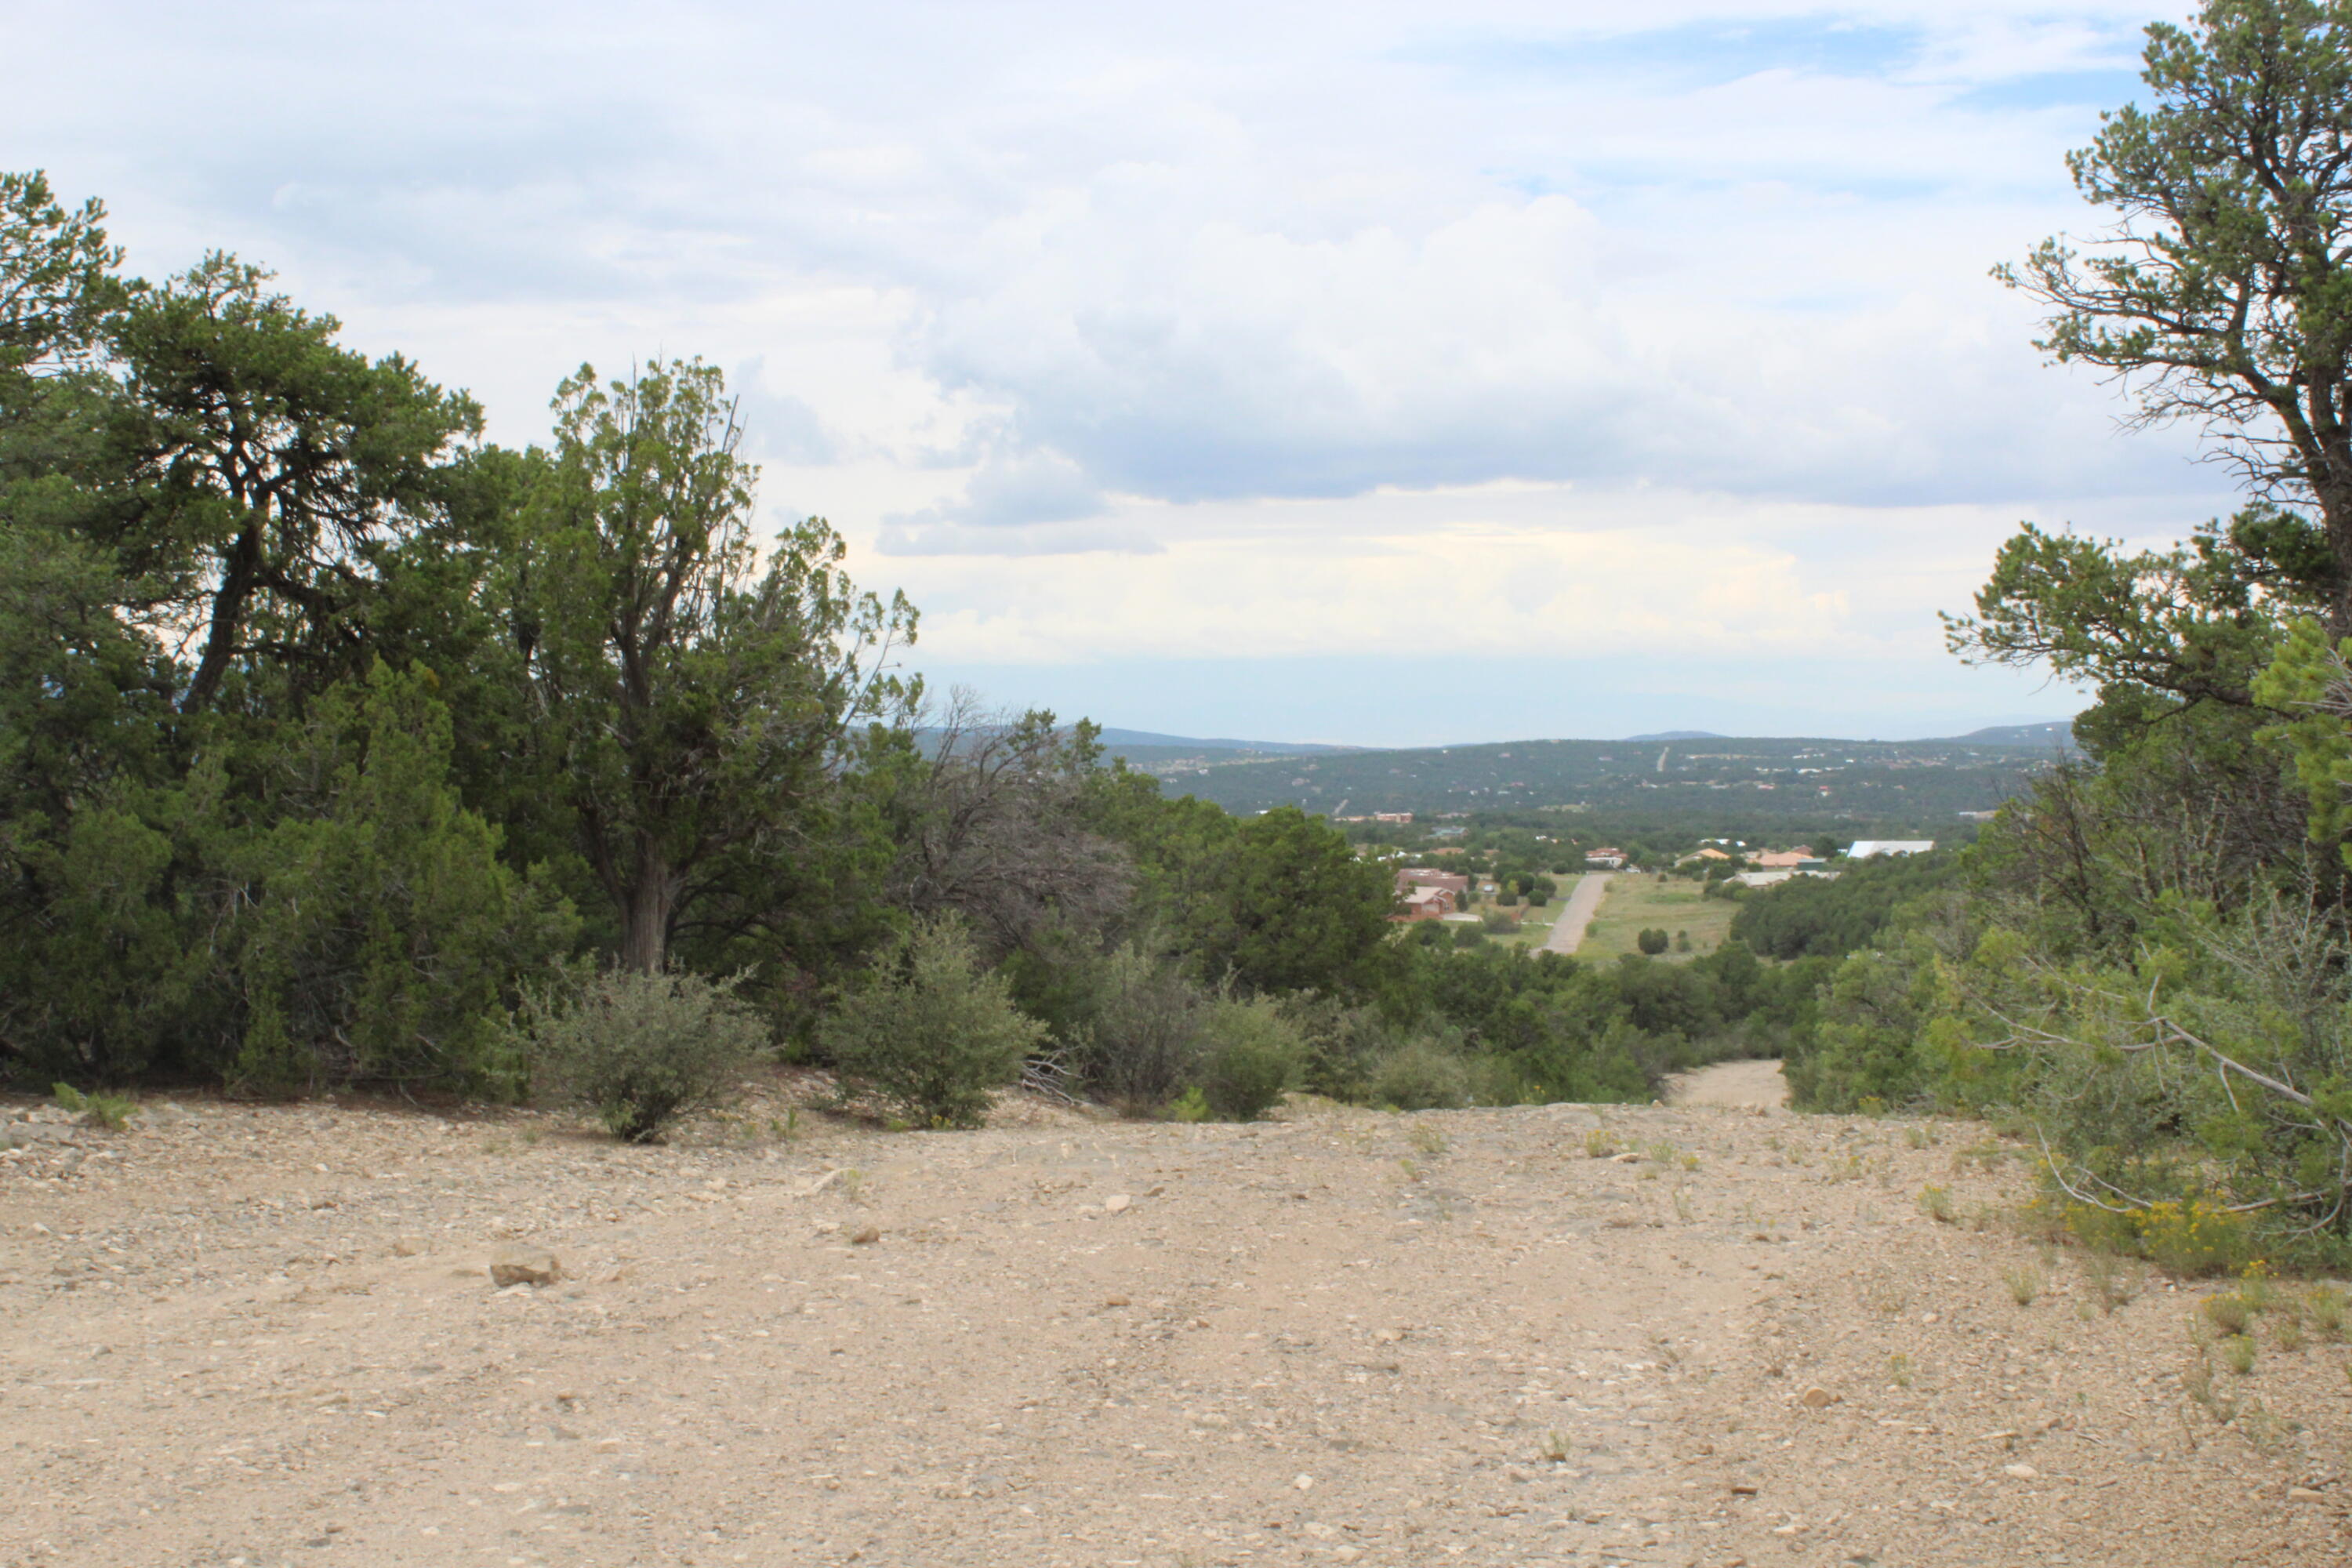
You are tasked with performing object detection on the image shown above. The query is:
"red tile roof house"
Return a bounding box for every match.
[1393,886,1454,922]
[1394,868,1470,899]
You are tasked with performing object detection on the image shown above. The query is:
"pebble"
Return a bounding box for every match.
[1103,1193,1131,1214]
[2004,1464,2039,1479]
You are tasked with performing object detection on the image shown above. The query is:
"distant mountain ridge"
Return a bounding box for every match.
[1624,730,1726,742]
[1093,728,1358,755]
[1949,721,2075,747]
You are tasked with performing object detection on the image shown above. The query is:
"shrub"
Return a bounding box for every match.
[1196,997,1302,1121]
[821,915,1046,1128]
[1070,943,1207,1116]
[52,1083,135,1131]
[1369,1038,1471,1110]
[1280,994,1394,1103]
[1636,928,1670,956]
[527,967,765,1142]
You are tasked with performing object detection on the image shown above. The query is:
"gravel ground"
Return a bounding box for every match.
[3,1065,2348,1568]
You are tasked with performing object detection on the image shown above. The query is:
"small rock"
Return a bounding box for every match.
[1104,1193,1131,1214]
[1730,1483,1759,1497]
[392,1236,426,1258]
[2003,1464,2038,1479]
[1104,1296,1131,1308]
[1294,1473,1316,1490]
[488,1246,561,1287]
[2289,1486,2326,1502]
[1799,1386,1838,1409]
[849,1227,881,1246]
[595,1438,623,1454]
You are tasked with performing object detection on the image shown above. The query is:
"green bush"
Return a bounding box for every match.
[821,915,1046,1128]
[52,1083,135,1131]
[526,967,765,1142]
[1069,942,1207,1116]
[1279,993,1393,1102]
[1196,997,1302,1121]
[1636,927,1670,956]
[1369,1038,1470,1110]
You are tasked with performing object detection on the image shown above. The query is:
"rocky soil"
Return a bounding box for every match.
[4,1066,2349,1568]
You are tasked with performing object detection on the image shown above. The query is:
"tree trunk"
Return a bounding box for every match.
[618,851,673,974]
[183,519,262,712]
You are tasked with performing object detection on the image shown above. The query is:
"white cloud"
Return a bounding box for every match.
[2,0,2219,736]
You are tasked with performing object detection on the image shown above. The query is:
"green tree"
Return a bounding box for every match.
[224,663,577,1095]
[2000,0,2352,632]
[0,170,120,371]
[1185,807,1396,995]
[512,359,917,975]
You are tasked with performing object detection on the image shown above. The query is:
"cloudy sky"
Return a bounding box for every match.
[7,2,2225,742]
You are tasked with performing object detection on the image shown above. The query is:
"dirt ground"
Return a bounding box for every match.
[5,1066,2350,1568]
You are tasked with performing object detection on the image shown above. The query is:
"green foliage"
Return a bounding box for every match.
[51,1082,133,1131]
[1368,1038,1470,1111]
[1195,996,1302,1121]
[514,361,917,977]
[1998,0,2352,627]
[819,915,1045,1128]
[1066,941,1207,1116]
[1731,850,1961,960]
[524,965,766,1142]
[224,664,576,1096]
[1635,927,1669,956]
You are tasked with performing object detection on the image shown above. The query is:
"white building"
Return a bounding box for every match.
[1847,840,1935,858]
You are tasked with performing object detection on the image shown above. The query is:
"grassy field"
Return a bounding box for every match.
[1576,873,1738,961]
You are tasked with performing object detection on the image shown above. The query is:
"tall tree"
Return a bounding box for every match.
[100,256,479,710]
[2002,0,2352,632]
[515,359,917,975]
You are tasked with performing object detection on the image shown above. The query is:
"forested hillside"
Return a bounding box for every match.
[1132,732,2065,826]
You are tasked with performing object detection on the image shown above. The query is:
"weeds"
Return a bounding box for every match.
[1539,1430,1570,1464]
[1407,1123,1449,1157]
[1584,1129,1622,1160]
[2202,1293,2252,1337]
[2082,1251,2140,1315]
[2221,1334,2257,1376]
[51,1083,135,1131]
[2308,1284,2347,1341]
[1918,1185,1955,1224]
[1904,1125,1933,1150]
[1888,1352,1915,1388]
[2002,1263,2044,1306]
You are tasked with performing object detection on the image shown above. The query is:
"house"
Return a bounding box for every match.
[1392,886,1454,923]
[1750,849,1816,870]
[1731,869,1796,889]
[1394,867,1470,900]
[1584,847,1628,869]
[1848,840,1935,859]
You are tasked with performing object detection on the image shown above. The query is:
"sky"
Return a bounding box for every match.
[4,1,2230,744]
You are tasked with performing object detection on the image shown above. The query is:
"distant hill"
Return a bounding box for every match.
[1094,728,1356,757]
[1624,730,1726,742]
[1124,731,2069,829]
[1944,721,2076,748]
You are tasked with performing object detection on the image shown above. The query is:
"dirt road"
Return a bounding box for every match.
[1668,1059,1790,1109]
[2,1073,2345,1567]
[1542,873,1611,956]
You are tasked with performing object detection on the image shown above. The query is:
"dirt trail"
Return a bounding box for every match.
[2,1081,2347,1568]
[1668,1059,1789,1109]
[1542,872,1612,956]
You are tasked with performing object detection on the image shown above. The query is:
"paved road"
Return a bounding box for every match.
[1541,870,1612,955]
